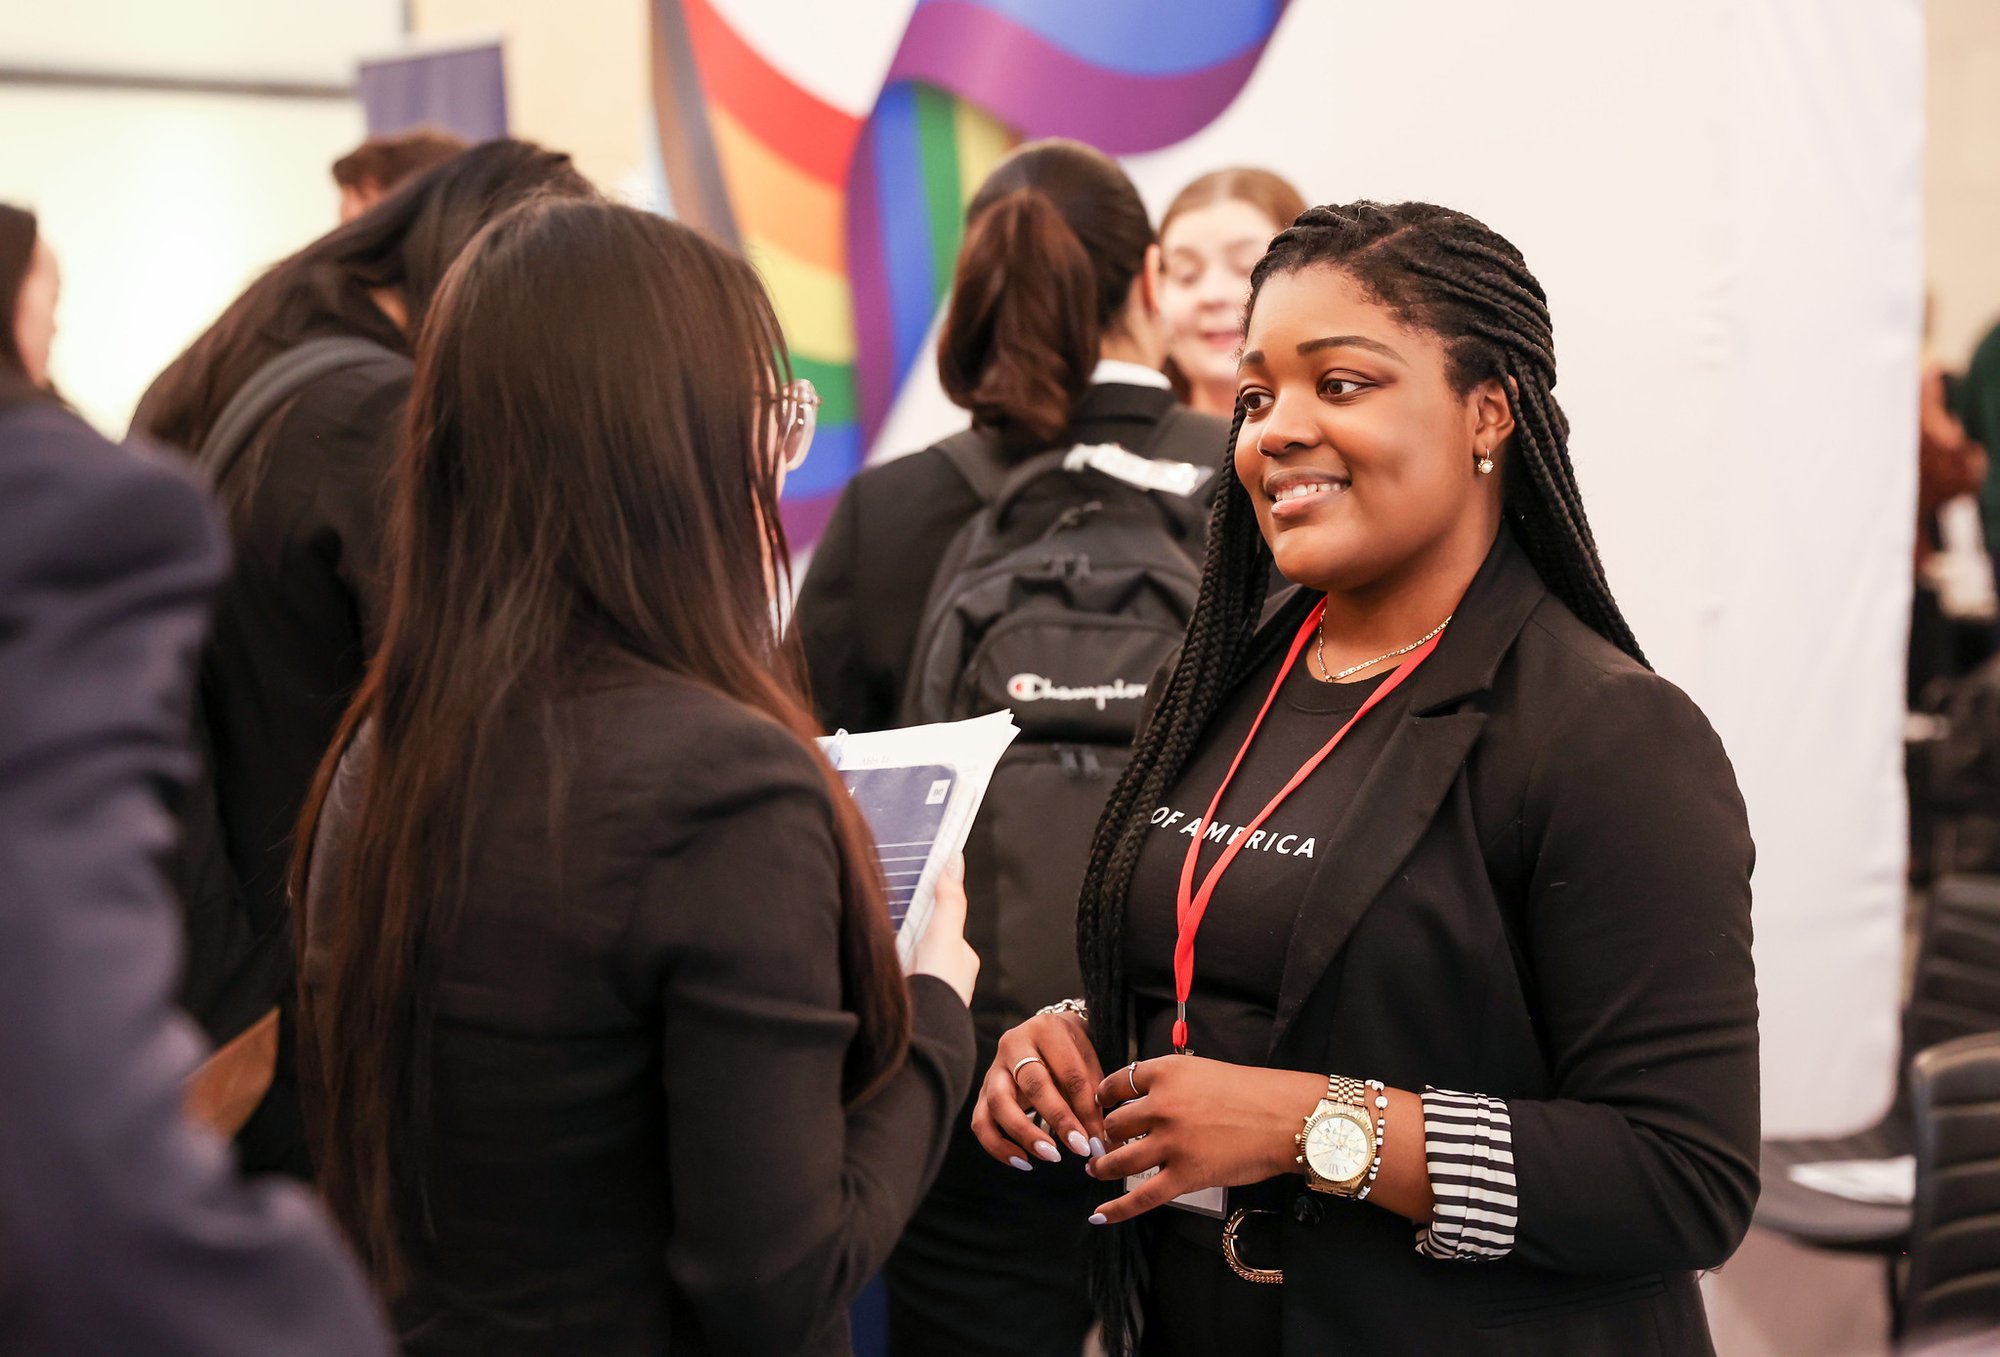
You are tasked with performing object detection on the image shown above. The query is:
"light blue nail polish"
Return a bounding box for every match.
[1089,1136,1106,1159]
[1009,1156,1032,1172]
[1066,1130,1090,1157]
[1035,1140,1061,1163]
[1089,1213,1109,1226]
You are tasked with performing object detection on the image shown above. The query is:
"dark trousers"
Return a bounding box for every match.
[885,1096,1096,1357]
[1139,1222,1284,1357]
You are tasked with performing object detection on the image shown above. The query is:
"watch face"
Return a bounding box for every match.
[1305,1111,1372,1182]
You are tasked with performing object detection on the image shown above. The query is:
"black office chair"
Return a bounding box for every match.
[1901,1031,2000,1344]
[1755,876,2000,1263]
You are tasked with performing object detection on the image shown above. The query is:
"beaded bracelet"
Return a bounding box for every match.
[1355,1077,1389,1202]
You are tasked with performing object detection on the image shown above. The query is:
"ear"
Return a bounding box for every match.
[1139,242,1163,315]
[1470,375,1516,460]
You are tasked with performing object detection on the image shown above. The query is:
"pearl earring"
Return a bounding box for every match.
[1476,455,1495,476]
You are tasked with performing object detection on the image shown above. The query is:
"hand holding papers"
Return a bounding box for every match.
[820,712,1019,966]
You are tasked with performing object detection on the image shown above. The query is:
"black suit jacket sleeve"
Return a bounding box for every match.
[0,408,390,1356]
[1502,667,1760,1275]
[629,714,975,1354]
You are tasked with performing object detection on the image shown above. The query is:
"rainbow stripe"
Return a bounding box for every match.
[652,0,1290,546]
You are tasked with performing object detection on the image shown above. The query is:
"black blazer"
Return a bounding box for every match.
[1139,534,1758,1356]
[795,383,1226,733]
[0,396,391,1356]
[300,674,976,1356]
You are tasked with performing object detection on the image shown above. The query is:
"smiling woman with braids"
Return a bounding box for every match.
[970,202,1758,1356]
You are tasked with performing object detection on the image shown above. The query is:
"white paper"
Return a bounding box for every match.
[1786,1155,1915,1206]
[820,711,1019,966]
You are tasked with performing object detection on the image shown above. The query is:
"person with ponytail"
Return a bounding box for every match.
[795,139,1226,1357]
[293,198,979,1354]
[797,138,1221,734]
[971,202,1759,1355]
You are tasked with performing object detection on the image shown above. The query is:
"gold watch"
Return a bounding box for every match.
[1296,1075,1383,1198]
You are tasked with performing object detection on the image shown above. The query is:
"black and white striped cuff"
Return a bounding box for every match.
[1414,1086,1518,1261]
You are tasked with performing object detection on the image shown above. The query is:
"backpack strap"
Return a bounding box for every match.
[934,426,1012,505]
[197,336,399,488]
[1138,401,1231,466]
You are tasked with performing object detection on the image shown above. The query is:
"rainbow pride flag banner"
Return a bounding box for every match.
[652,0,1289,546]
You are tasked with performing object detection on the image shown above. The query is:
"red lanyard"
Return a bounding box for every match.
[1170,600,1444,1054]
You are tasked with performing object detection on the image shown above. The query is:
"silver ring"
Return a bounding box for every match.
[1010,1055,1046,1081]
[1125,1061,1142,1099]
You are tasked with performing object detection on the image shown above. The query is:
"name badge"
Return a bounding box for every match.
[1126,1165,1226,1218]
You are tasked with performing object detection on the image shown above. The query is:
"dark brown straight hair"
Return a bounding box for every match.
[291,198,909,1294]
[332,127,470,192]
[137,139,589,453]
[937,138,1154,451]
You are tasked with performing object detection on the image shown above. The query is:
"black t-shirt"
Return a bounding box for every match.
[1125,633,1407,1067]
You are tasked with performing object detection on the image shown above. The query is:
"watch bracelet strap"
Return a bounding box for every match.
[1309,1075,1389,1200]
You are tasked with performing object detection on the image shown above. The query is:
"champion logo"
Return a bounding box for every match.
[1005,673,1148,710]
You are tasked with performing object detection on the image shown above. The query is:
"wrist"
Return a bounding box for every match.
[1273,1069,1330,1177]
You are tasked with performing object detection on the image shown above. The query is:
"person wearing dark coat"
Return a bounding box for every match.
[294,198,980,1356]
[133,141,593,1172]
[0,371,391,1355]
[973,202,1758,1357]
[795,140,1227,1357]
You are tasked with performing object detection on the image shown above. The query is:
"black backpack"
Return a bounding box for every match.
[900,407,1221,1049]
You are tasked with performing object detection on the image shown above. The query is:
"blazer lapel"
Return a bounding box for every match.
[1267,711,1487,1055]
[1265,532,1548,1056]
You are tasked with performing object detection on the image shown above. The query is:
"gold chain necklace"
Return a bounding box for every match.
[1312,614,1452,684]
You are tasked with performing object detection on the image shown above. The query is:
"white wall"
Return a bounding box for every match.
[0,87,366,432]
[0,0,399,84]
[0,0,401,433]
[1927,0,2000,366]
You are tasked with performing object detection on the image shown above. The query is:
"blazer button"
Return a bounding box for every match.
[1292,1195,1325,1227]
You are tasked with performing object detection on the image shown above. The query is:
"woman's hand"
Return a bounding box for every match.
[1084,1056,1324,1225]
[970,1008,1106,1171]
[909,855,979,1005]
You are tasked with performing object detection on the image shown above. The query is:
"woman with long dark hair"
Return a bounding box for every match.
[795,139,1227,1357]
[293,198,979,1355]
[136,142,593,1172]
[972,202,1759,1355]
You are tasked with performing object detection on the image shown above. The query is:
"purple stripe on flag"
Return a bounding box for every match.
[844,134,899,433]
[887,2,1275,154]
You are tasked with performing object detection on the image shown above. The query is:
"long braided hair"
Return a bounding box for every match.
[1075,201,1644,1349]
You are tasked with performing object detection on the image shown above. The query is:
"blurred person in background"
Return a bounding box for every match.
[333,127,469,222]
[295,197,979,1355]
[1955,317,2000,618]
[1156,168,1306,419]
[1913,354,1990,704]
[1,204,58,390]
[0,215,391,1357]
[796,139,1226,1357]
[134,140,593,1177]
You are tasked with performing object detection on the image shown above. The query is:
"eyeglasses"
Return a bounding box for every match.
[773,377,820,473]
